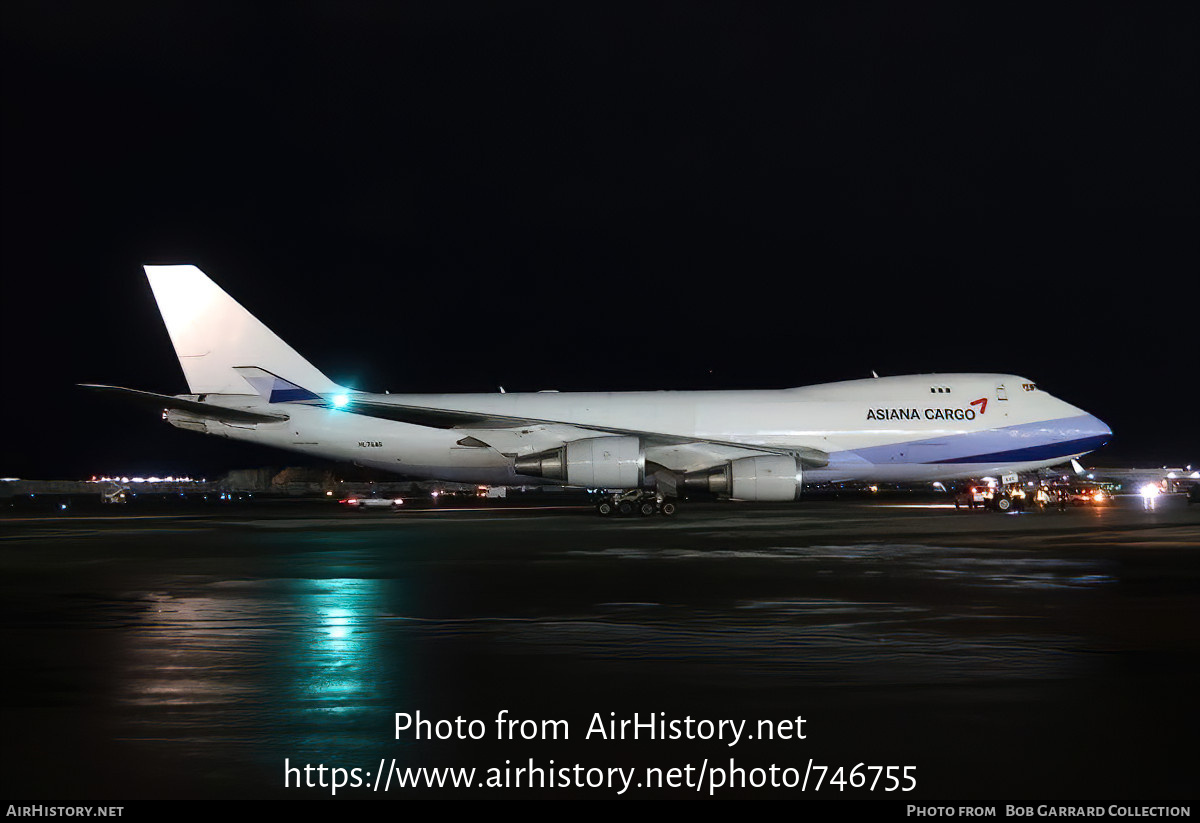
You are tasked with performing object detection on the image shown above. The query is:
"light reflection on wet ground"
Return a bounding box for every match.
[1,498,1197,798]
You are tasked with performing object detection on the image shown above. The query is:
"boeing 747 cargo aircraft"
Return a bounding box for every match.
[85,265,1111,514]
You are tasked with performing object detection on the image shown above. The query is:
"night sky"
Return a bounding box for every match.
[3,3,1196,479]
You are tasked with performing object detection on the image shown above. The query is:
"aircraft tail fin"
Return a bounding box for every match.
[144,265,343,396]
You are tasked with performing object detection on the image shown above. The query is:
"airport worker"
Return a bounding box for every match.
[1035,486,1051,510]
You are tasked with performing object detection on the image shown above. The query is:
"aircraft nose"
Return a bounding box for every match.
[1072,413,1112,447]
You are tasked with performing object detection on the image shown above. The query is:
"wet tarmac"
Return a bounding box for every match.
[1,495,1197,799]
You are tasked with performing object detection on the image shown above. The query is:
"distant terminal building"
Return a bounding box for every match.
[1,467,489,509]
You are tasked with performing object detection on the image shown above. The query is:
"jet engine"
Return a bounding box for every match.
[682,455,801,501]
[513,436,644,489]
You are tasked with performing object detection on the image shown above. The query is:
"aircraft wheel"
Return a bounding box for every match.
[617,501,634,516]
[597,501,614,517]
[639,501,656,517]
[660,501,677,517]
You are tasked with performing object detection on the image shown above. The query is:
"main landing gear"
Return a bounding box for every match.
[595,490,677,517]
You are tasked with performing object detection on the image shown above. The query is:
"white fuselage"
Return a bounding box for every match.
[177,373,1110,488]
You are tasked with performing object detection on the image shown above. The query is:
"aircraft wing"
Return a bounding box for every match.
[340,398,542,430]
[340,397,829,468]
[80,384,290,424]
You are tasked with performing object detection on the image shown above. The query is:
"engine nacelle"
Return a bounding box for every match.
[683,455,801,501]
[513,436,644,489]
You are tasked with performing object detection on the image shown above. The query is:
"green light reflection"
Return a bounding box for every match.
[294,578,386,714]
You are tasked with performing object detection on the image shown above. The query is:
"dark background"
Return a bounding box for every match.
[3,2,1196,479]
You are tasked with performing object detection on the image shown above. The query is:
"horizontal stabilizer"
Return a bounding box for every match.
[234,367,324,404]
[79,384,289,424]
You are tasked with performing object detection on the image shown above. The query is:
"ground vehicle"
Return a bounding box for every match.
[1068,485,1113,506]
[985,488,1026,512]
[953,485,991,509]
[953,482,1026,511]
[339,496,404,511]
